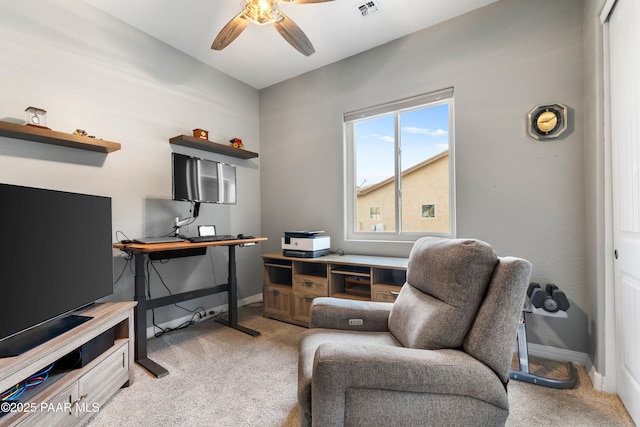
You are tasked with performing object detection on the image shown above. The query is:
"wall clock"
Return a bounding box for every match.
[527,103,567,140]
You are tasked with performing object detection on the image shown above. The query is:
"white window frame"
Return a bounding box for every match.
[344,88,456,242]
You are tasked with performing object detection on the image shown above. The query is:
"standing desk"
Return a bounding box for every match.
[113,237,267,378]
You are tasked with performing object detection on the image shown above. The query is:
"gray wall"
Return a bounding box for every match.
[0,0,604,361]
[0,0,263,332]
[260,0,588,353]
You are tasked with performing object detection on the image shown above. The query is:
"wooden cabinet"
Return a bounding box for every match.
[262,253,407,327]
[0,302,136,426]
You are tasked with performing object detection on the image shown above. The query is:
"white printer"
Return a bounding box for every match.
[282,230,330,258]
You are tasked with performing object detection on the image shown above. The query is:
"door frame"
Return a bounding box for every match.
[599,0,618,394]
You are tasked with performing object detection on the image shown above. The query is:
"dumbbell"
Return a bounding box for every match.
[527,283,570,313]
[545,284,570,311]
[527,283,556,312]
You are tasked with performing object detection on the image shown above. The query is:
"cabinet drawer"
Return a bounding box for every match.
[372,284,401,302]
[293,276,328,296]
[293,294,318,324]
[15,383,79,427]
[78,341,129,414]
[263,285,293,318]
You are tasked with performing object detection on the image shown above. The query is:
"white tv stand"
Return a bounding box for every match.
[0,302,136,426]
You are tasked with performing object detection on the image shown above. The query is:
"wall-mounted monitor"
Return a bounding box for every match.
[172,153,237,205]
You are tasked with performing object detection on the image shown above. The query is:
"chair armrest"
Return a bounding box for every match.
[309,297,393,331]
[311,343,508,425]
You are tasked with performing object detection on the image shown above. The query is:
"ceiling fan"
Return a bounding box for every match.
[212,0,334,56]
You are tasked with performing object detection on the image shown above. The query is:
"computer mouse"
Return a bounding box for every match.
[237,234,255,239]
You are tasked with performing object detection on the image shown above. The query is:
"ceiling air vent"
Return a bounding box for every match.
[356,1,381,17]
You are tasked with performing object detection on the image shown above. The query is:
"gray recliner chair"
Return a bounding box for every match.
[297,237,532,426]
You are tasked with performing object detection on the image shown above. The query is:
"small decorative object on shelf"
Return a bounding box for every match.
[74,129,97,138]
[25,106,49,129]
[230,137,243,148]
[193,128,209,140]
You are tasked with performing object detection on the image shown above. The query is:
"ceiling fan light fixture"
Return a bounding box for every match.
[243,0,281,25]
[214,0,333,55]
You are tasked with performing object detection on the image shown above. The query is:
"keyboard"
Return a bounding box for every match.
[187,234,237,243]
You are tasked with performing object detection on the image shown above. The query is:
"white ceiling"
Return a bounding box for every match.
[83,0,498,89]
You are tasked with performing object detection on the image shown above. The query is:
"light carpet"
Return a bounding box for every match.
[87,305,634,426]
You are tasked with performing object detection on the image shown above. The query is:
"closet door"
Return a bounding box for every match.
[607,0,640,422]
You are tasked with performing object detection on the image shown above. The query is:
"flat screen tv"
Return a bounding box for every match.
[172,153,237,205]
[0,183,113,357]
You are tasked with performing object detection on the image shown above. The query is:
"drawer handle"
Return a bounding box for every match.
[304,279,314,287]
[304,296,314,302]
[390,291,400,296]
[272,289,280,296]
[73,393,88,405]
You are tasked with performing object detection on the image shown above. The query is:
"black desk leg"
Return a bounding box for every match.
[133,253,169,378]
[215,245,260,337]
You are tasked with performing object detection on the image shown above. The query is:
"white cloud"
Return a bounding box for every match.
[364,133,394,142]
[402,126,448,137]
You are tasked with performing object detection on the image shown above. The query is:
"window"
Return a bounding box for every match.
[369,206,381,220]
[345,88,455,241]
[421,204,435,219]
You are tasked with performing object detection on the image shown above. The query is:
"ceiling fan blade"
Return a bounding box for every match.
[288,0,335,3]
[273,13,315,56]
[212,13,249,51]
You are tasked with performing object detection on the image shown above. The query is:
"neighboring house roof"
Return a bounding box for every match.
[357,150,448,196]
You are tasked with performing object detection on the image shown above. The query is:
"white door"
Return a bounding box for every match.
[608,0,640,422]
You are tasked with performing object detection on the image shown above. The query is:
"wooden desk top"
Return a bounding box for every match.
[113,237,267,253]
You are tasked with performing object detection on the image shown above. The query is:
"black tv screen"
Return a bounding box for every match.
[172,153,237,204]
[0,184,113,349]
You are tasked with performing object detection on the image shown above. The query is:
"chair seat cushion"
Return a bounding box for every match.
[298,329,401,415]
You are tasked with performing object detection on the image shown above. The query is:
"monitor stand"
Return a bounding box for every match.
[0,315,92,358]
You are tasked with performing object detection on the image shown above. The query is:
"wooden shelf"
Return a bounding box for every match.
[0,120,121,153]
[170,134,258,159]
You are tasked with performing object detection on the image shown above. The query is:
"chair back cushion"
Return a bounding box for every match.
[389,237,498,349]
[463,257,531,382]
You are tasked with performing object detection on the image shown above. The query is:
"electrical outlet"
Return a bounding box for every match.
[349,319,363,326]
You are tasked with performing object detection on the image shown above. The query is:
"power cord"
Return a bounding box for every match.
[0,363,54,403]
[113,255,131,288]
[146,258,211,337]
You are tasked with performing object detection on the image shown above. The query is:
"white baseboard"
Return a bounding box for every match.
[587,360,616,393]
[145,293,263,339]
[526,342,589,366]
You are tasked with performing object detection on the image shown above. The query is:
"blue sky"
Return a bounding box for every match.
[355,103,449,187]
